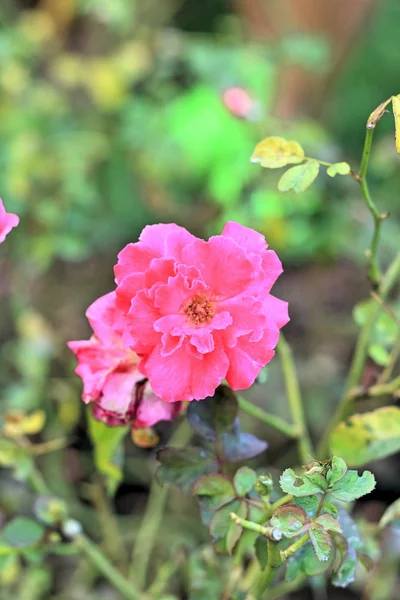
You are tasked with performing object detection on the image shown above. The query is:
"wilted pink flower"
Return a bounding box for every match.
[115,221,289,402]
[68,292,183,428]
[0,198,19,244]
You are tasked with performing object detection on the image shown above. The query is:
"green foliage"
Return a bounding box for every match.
[353,299,399,366]
[278,161,320,193]
[330,406,400,466]
[308,523,332,561]
[157,447,218,492]
[87,411,128,495]
[270,506,308,538]
[2,518,44,549]
[233,467,257,497]
[280,457,375,502]
[209,500,247,554]
[192,475,236,511]
[279,468,327,497]
[326,162,351,177]
[187,385,238,441]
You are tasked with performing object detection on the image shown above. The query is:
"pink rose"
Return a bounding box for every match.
[114,221,289,402]
[68,292,183,428]
[0,198,19,244]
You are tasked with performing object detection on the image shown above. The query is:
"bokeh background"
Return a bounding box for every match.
[1,0,400,598]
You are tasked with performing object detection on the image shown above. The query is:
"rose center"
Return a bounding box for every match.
[184,294,215,325]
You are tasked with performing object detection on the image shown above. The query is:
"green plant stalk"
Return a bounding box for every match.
[368,375,400,397]
[277,333,314,462]
[129,419,192,589]
[318,251,400,458]
[358,126,384,285]
[229,512,282,541]
[280,533,309,561]
[263,574,306,600]
[269,494,294,513]
[238,396,300,438]
[147,552,184,597]
[28,463,52,496]
[249,539,282,600]
[75,535,144,600]
[380,340,400,382]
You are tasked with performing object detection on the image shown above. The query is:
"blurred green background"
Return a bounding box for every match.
[1,0,400,598]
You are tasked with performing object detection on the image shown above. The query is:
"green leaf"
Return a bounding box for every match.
[2,518,45,549]
[233,467,257,497]
[87,411,127,495]
[255,537,268,569]
[326,162,351,177]
[289,543,335,578]
[192,474,236,511]
[315,514,342,534]
[222,420,267,462]
[330,407,400,467]
[308,523,332,562]
[330,470,375,502]
[379,498,400,529]
[157,446,218,492]
[226,500,247,555]
[277,160,320,193]
[295,496,319,518]
[321,503,339,518]
[251,136,304,169]
[326,456,347,486]
[0,554,20,585]
[332,542,357,588]
[209,500,242,554]
[303,471,328,492]
[279,468,326,497]
[0,439,33,481]
[270,505,309,538]
[187,385,238,441]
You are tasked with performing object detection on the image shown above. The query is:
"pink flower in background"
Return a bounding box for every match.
[68,292,183,428]
[0,198,19,243]
[114,221,289,402]
[222,87,261,121]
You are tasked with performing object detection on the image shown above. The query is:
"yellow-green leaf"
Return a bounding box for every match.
[392,95,400,154]
[326,162,351,177]
[278,160,320,193]
[330,406,400,467]
[250,136,304,169]
[3,410,46,438]
[87,411,128,495]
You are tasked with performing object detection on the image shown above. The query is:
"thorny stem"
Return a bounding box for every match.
[238,396,300,438]
[318,252,400,458]
[129,419,192,589]
[277,333,314,463]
